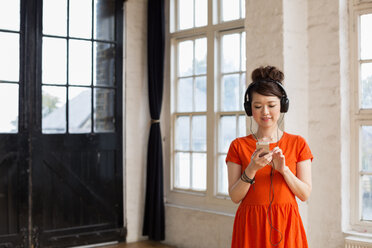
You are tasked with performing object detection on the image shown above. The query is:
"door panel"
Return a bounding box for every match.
[0,138,29,247]
[32,135,124,247]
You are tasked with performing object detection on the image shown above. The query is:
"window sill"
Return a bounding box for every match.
[344,231,372,246]
[165,190,238,215]
[165,202,236,217]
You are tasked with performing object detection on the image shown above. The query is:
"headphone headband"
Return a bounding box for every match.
[244,80,289,116]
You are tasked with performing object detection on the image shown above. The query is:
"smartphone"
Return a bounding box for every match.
[256,142,270,157]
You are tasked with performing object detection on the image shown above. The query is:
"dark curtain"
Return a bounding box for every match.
[142,0,165,241]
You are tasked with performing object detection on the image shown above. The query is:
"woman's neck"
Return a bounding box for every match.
[255,126,283,142]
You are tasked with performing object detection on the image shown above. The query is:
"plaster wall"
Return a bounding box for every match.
[307,0,345,247]
[124,0,149,242]
[282,0,310,231]
[245,0,284,73]
[164,206,234,248]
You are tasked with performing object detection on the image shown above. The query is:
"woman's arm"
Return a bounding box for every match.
[282,159,312,201]
[227,162,252,204]
[272,147,312,201]
[227,149,272,203]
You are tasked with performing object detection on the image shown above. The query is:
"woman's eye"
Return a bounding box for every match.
[254,106,261,109]
[269,105,276,108]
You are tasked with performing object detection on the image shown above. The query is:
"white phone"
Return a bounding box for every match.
[256,141,270,157]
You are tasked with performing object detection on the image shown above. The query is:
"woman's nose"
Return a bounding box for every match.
[262,106,269,115]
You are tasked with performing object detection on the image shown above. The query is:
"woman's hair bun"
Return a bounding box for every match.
[251,66,284,83]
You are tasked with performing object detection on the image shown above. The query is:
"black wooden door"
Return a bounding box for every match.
[0,0,125,247]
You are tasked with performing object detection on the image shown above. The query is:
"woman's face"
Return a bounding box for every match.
[251,92,281,129]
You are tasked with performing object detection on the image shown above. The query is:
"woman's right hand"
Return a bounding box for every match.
[246,148,273,174]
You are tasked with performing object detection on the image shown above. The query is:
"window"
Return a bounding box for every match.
[351,3,372,233]
[0,0,20,133]
[217,31,246,195]
[42,0,116,134]
[173,37,207,191]
[168,0,245,211]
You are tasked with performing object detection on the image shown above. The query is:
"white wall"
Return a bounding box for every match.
[164,206,234,248]
[245,0,284,73]
[307,0,348,247]
[124,0,148,242]
[283,0,310,231]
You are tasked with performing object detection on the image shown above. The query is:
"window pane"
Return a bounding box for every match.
[195,76,206,112]
[0,84,18,133]
[178,0,193,30]
[361,175,372,221]
[239,115,246,137]
[195,38,207,75]
[192,153,206,191]
[177,78,193,112]
[0,32,19,82]
[195,0,207,27]
[175,152,190,189]
[94,88,115,132]
[69,87,91,133]
[361,63,372,109]
[241,32,246,71]
[0,0,19,31]
[175,116,190,150]
[94,42,115,86]
[178,40,193,77]
[241,0,245,19]
[192,116,206,151]
[43,0,67,36]
[94,0,115,41]
[42,86,66,133]
[69,40,92,86]
[222,0,240,22]
[361,14,372,60]
[361,126,372,172]
[222,33,240,73]
[222,74,240,111]
[218,155,228,195]
[43,37,67,85]
[219,116,236,153]
[69,0,92,38]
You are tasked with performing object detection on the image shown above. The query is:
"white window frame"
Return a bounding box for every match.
[350,0,372,233]
[165,0,245,214]
[216,29,246,197]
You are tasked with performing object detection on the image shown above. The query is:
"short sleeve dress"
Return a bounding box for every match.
[226,132,313,248]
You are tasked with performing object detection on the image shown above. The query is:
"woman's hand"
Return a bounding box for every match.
[271,147,289,174]
[246,148,273,174]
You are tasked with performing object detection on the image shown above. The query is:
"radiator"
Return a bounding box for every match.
[345,236,372,248]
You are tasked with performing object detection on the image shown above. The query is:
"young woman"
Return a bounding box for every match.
[226,66,313,247]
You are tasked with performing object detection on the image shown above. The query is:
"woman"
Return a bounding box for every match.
[226,66,313,247]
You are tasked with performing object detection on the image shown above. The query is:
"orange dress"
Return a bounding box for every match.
[226,132,313,248]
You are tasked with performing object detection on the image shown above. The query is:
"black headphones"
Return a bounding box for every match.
[244,80,289,116]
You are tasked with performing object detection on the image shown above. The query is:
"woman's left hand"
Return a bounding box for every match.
[271,147,288,175]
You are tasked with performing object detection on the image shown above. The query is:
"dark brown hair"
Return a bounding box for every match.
[248,66,285,99]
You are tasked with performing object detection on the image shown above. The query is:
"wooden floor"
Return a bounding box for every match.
[103,241,176,248]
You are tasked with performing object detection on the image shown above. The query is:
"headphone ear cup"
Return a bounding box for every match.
[281,97,289,113]
[244,101,252,116]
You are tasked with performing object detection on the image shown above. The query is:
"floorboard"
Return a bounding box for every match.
[102,241,176,248]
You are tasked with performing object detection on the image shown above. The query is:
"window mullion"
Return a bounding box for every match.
[205,21,215,199]
[189,113,193,189]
